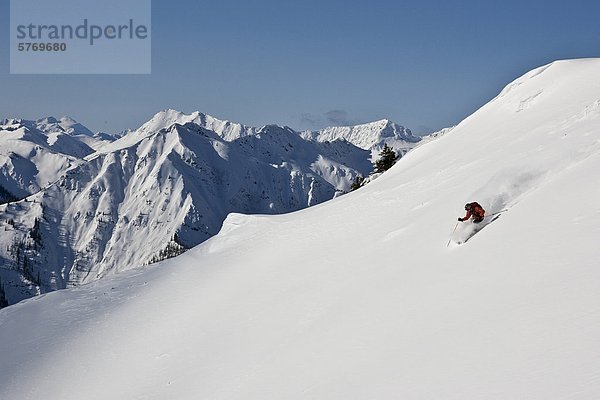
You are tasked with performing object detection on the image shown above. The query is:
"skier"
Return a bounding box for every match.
[458,202,485,223]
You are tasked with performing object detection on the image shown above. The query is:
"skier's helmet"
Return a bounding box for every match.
[465,203,472,211]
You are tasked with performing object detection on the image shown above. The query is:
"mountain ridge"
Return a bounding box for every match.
[0,107,441,305]
[0,116,374,304]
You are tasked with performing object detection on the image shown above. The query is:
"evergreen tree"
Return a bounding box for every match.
[0,277,8,309]
[349,175,365,191]
[148,234,187,264]
[373,144,398,173]
[29,218,43,246]
[0,184,18,204]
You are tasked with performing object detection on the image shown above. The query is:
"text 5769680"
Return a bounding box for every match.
[17,43,67,52]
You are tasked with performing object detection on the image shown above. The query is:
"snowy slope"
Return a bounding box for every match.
[0,122,371,303]
[420,124,455,143]
[1,58,599,399]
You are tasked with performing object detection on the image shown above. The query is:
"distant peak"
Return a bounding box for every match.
[373,118,391,125]
[0,118,25,126]
[41,116,59,124]
[150,109,218,124]
[152,109,186,120]
[36,116,80,125]
[303,117,418,149]
[137,109,260,143]
[33,115,95,137]
[319,118,399,132]
[259,124,293,132]
[59,116,78,124]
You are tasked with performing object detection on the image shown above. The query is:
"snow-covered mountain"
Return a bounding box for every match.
[25,116,118,150]
[0,117,98,203]
[98,109,258,154]
[35,116,95,137]
[0,117,372,304]
[302,118,422,156]
[1,58,599,399]
[104,109,421,158]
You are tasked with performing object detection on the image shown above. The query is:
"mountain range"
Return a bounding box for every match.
[0,112,424,305]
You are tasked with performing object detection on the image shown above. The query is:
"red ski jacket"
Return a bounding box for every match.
[463,203,485,221]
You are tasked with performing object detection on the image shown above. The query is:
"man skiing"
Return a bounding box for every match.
[459,202,485,223]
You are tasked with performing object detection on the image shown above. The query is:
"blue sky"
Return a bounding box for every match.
[1,0,599,134]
